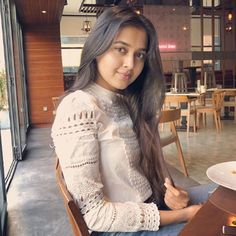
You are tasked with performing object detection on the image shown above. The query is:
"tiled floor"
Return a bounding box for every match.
[6,118,236,235]
[162,119,236,184]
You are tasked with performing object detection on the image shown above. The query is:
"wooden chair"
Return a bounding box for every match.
[196,90,225,132]
[159,108,188,176]
[164,95,197,136]
[55,158,90,236]
[52,97,59,116]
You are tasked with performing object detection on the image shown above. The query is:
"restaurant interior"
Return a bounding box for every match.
[0,0,236,235]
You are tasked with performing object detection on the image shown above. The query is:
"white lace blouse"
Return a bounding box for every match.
[51,83,160,232]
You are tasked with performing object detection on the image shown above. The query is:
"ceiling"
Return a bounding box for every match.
[63,0,236,16]
[63,0,121,16]
[63,0,84,15]
[15,0,65,25]
[14,0,236,26]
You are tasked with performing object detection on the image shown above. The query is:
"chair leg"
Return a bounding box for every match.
[204,113,207,127]
[199,112,206,128]
[198,111,206,131]
[193,112,196,133]
[186,114,190,136]
[197,112,202,129]
[160,123,164,131]
[217,111,222,131]
[213,111,219,132]
[175,139,188,176]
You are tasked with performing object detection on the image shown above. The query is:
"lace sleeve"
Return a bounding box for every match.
[51,91,160,232]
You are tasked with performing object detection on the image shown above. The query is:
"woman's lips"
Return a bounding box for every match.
[119,72,131,81]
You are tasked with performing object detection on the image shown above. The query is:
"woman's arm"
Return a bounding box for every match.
[160,204,202,225]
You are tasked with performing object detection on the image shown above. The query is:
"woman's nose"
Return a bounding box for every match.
[123,55,134,69]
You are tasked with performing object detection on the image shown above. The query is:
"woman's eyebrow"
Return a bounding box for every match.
[113,40,146,51]
[113,40,130,46]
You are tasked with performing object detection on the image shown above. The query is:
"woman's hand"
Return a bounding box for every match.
[164,178,190,210]
[159,204,202,225]
[185,204,202,221]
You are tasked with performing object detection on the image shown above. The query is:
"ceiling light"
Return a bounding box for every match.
[82,20,92,34]
[225,23,232,33]
[227,12,233,21]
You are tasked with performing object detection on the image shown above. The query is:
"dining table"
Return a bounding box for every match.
[179,185,236,236]
[165,91,204,97]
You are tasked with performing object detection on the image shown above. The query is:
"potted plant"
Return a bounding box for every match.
[0,69,10,129]
[0,69,7,111]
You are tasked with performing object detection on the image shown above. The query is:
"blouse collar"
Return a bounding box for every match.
[87,82,121,103]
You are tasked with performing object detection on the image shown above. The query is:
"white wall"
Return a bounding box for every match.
[60,16,97,68]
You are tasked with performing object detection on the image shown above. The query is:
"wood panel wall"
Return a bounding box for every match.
[23,24,64,127]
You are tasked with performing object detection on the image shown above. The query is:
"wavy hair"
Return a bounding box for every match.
[67,6,170,202]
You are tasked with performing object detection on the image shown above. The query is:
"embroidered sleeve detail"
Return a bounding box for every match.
[139,203,160,231]
[54,110,97,139]
[51,91,99,141]
[82,201,160,232]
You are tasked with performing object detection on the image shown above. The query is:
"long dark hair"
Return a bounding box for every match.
[67,6,170,202]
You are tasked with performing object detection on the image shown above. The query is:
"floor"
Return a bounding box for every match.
[6,118,236,236]
[163,119,236,184]
[6,128,73,236]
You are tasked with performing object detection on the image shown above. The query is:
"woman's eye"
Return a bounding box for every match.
[115,47,126,53]
[136,52,146,60]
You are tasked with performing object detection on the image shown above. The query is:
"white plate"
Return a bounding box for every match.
[206,161,236,191]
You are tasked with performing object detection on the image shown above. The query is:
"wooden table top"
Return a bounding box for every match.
[179,186,236,236]
[166,92,204,97]
[207,88,236,96]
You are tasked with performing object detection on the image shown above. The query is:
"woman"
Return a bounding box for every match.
[52,6,215,235]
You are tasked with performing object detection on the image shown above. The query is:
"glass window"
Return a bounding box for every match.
[0,0,9,234]
[191,18,201,46]
[203,18,212,47]
[203,0,220,7]
[214,17,220,46]
[0,1,14,177]
[60,16,95,76]
[10,4,28,153]
[62,48,82,71]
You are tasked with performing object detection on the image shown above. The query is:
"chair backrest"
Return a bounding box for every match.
[160,108,181,123]
[164,95,196,112]
[55,158,90,236]
[159,108,181,143]
[52,97,59,116]
[165,95,190,104]
[212,91,225,110]
[159,108,188,176]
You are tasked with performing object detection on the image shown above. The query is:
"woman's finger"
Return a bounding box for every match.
[164,181,181,196]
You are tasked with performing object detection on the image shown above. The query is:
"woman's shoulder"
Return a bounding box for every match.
[57,89,98,113]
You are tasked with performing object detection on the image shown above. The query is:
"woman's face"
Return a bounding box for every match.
[96,26,147,92]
